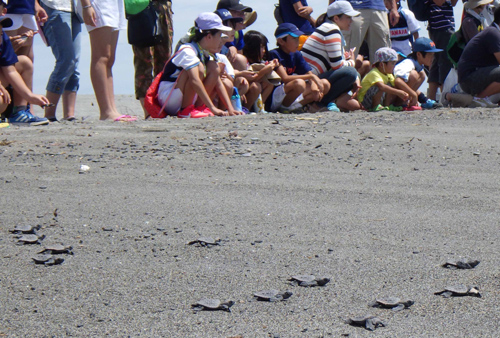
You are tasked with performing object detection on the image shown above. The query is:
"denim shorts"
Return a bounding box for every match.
[41,3,82,94]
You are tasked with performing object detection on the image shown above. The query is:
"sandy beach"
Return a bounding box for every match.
[0,95,499,337]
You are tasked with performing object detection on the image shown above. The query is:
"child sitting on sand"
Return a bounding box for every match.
[157,12,240,118]
[393,37,443,110]
[358,47,409,112]
[268,23,330,113]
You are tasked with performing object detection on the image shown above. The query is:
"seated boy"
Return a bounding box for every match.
[157,12,240,118]
[358,47,409,111]
[0,3,50,126]
[393,37,443,109]
[269,23,330,113]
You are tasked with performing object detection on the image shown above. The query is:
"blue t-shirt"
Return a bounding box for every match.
[345,0,386,11]
[7,0,35,15]
[0,31,19,67]
[279,0,314,35]
[269,47,311,75]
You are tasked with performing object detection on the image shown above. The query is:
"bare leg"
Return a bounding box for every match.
[89,27,124,120]
[44,91,60,119]
[477,82,500,98]
[282,79,306,107]
[244,82,261,109]
[13,55,33,106]
[336,92,361,111]
[428,82,440,100]
[62,91,77,119]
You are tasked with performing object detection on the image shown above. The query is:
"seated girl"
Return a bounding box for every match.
[157,13,240,118]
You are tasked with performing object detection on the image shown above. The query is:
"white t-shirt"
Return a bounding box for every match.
[40,0,73,12]
[391,9,421,56]
[216,53,235,78]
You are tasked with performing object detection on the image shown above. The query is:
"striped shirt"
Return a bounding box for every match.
[425,0,455,31]
[301,20,355,75]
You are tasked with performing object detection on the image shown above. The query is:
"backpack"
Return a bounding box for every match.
[408,0,430,21]
[446,30,465,68]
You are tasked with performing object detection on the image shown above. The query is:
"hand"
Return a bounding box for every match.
[410,94,418,107]
[389,9,400,26]
[311,75,324,93]
[398,90,410,102]
[297,6,313,18]
[227,46,238,63]
[35,5,48,24]
[29,94,50,107]
[82,6,97,26]
[211,107,229,116]
[9,33,32,52]
[0,85,11,105]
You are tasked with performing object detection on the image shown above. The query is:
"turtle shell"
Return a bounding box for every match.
[254,289,281,300]
[445,284,469,294]
[291,275,316,283]
[194,298,221,309]
[376,297,401,306]
[17,234,43,244]
[10,225,38,233]
[41,244,73,254]
[32,254,53,264]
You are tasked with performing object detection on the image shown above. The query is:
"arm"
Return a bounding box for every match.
[35,1,48,23]
[394,77,418,105]
[375,81,409,101]
[494,52,500,65]
[80,0,97,26]
[215,77,240,116]
[450,0,458,6]
[323,28,355,70]
[293,1,316,26]
[388,0,400,26]
[1,65,49,106]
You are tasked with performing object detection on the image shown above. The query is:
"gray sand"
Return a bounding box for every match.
[1,95,499,337]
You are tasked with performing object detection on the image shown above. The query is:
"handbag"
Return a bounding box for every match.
[127,3,163,47]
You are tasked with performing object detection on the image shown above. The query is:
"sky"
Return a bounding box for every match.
[31,0,464,96]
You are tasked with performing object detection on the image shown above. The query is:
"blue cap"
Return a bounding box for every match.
[274,23,304,39]
[215,9,243,23]
[413,37,443,53]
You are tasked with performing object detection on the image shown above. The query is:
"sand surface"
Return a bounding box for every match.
[0,95,499,337]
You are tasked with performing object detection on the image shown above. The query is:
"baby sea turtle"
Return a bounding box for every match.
[191,298,234,312]
[434,284,481,298]
[32,254,64,266]
[346,315,386,331]
[187,237,220,247]
[442,259,480,270]
[253,289,293,302]
[369,297,414,311]
[10,225,40,234]
[38,244,73,255]
[289,275,330,287]
[16,234,45,245]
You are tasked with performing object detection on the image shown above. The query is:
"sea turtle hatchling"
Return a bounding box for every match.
[253,289,293,302]
[187,237,221,247]
[442,259,480,270]
[38,244,73,255]
[32,254,64,266]
[289,275,330,287]
[434,284,481,298]
[16,234,45,245]
[369,297,414,311]
[191,298,234,312]
[10,225,40,234]
[346,315,386,331]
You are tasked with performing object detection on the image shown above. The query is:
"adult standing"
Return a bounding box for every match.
[130,0,173,119]
[40,0,81,122]
[342,0,399,63]
[278,0,316,35]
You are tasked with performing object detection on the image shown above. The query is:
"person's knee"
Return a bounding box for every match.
[206,61,220,78]
[15,55,33,74]
[290,79,306,92]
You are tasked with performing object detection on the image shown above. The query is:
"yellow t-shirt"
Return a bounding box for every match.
[358,67,395,103]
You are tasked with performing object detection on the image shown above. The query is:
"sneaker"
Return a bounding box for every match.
[9,109,49,126]
[177,105,209,118]
[421,99,442,109]
[279,102,305,114]
[478,96,498,108]
[327,102,340,112]
[470,97,497,108]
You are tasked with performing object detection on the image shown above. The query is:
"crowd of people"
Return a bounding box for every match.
[1,0,500,126]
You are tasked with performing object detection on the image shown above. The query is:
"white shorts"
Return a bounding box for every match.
[270,85,304,112]
[2,14,37,31]
[158,81,184,116]
[76,0,126,32]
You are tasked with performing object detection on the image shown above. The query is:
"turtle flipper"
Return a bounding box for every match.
[392,304,405,311]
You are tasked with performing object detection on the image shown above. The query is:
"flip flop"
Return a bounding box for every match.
[114,115,138,122]
[371,104,389,112]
